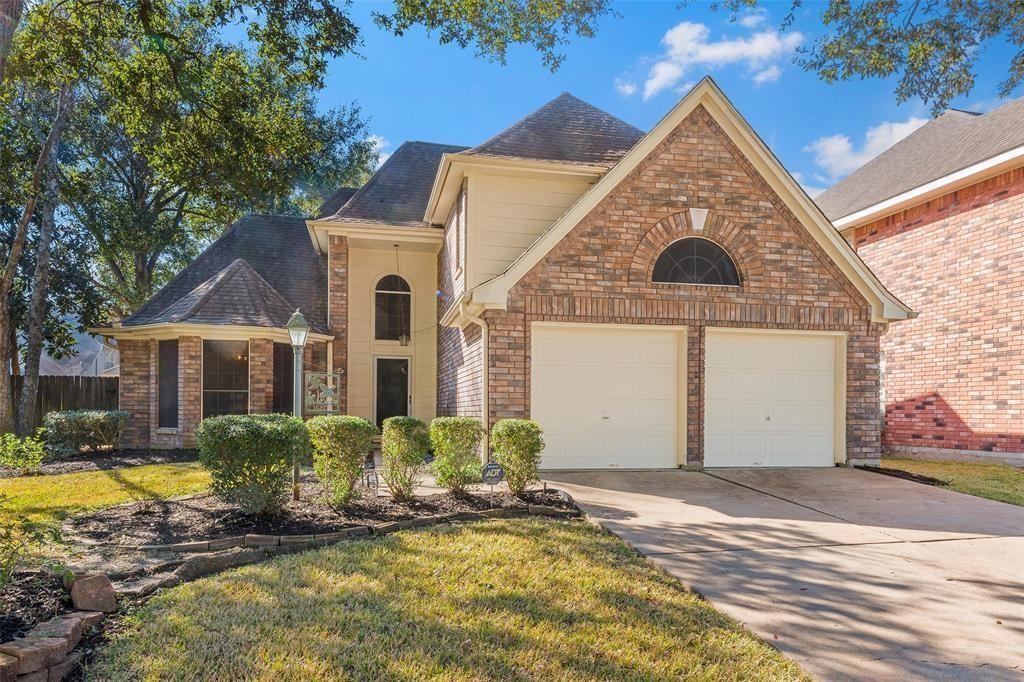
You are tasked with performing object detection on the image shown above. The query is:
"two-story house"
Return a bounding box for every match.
[94,79,911,469]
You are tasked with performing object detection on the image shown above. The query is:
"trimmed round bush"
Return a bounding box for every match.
[43,410,128,458]
[429,417,484,495]
[307,415,377,505]
[491,419,545,497]
[381,416,429,502]
[196,414,311,515]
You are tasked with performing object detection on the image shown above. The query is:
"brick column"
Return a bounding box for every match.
[180,336,202,447]
[249,338,274,414]
[118,339,151,448]
[328,235,348,413]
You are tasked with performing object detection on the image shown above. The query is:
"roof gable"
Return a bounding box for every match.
[817,96,1024,221]
[463,92,644,167]
[469,78,912,323]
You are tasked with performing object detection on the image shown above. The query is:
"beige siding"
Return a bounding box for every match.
[467,172,593,288]
[347,243,438,423]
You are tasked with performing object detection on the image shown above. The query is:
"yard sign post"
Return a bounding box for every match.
[287,309,310,501]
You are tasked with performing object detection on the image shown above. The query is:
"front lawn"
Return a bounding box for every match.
[86,519,805,681]
[0,462,211,525]
[881,457,1024,507]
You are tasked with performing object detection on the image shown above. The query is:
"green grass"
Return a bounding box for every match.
[0,462,211,525]
[882,457,1024,507]
[86,519,805,681]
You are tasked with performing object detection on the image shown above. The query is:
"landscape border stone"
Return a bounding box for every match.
[0,610,106,681]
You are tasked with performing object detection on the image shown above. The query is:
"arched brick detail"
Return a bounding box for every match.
[628,210,764,287]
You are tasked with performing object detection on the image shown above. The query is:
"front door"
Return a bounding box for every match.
[375,357,409,428]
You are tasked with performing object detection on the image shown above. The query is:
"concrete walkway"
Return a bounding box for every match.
[545,468,1024,681]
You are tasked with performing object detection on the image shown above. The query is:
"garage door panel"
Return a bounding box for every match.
[532,326,681,470]
[705,331,837,468]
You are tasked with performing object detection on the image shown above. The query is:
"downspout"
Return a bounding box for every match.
[459,299,489,461]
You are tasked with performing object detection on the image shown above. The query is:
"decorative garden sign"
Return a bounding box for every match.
[481,462,505,487]
[304,371,343,415]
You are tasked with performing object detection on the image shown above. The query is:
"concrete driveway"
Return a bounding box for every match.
[544,468,1024,681]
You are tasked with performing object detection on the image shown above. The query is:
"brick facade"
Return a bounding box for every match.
[121,336,202,449]
[849,166,1024,454]
[248,338,274,414]
[118,340,150,448]
[328,235,348,414]
[478,105,884,466]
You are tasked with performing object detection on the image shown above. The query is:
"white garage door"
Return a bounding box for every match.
[705,330,838,467]
[531,326,680,469]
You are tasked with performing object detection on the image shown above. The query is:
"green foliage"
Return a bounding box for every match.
[43,409,127,458]
[694,0,1023,115]
[0,431,45,475]
[307,415,377,506]
[0,494,60,587]
[428,417,484,495]
[491,419,544,497]
[381,417,430,502]
[196,414,310,515]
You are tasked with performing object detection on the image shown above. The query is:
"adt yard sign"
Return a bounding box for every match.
[481,462,505,486]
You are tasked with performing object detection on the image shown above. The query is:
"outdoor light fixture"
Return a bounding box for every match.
[286,309,310,500]
[399,333,411,347]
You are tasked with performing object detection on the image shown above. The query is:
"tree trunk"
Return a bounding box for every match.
[0,0,24,85]
[0,84,70,435]
[16,169,57,436]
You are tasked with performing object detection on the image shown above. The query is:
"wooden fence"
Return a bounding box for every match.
[9,375,119,431]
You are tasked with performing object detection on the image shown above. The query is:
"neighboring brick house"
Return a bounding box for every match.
[95,78,911,468]
[818,98,1024,464]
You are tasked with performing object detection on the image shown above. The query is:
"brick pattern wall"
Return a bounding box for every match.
[179,336,201,447]
[328,235,348,413]
[850,166,1024,453]
[249,338,274,413]
[482,105,883,465]
[119,339,150,448]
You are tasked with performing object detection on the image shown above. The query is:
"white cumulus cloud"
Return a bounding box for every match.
[792,171,828,198]
[614,78,638,97]
[638,21,803,99]
[804,117,928,179]
[738,9,768,28]
[369,134,392,167]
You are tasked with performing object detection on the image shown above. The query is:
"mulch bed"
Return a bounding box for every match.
[0,449,197,478]
[0,573,70,641]
[64,474,571,547]
[863,466,949,486]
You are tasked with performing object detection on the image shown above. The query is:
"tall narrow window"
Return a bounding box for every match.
[652,238,740,286]
[375,275,411,341]
[158,339,178,428]
[202,340,249,418]
[272,342,293,414]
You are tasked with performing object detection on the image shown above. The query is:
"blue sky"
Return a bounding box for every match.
[320,2,1018,195]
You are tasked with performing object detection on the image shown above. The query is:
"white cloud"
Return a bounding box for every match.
[804,117,928,179]
[369,134,392,167]
[752,65,782,86]
[738,9,768,28]
[639,21,803,99]
[614,78,638,97]
[792,171,828,198]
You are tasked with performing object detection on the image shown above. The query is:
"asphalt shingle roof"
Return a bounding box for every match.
[816,97,1024,220]
[323,142,468,226]
[315,186,358,218]
[463,92,645,167]
[123,214,328,332]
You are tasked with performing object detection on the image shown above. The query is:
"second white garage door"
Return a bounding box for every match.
[531,325,681,469]
[705,330,840,467]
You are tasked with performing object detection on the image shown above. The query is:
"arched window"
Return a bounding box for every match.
[651,238,740,286]
[375,275,411,341]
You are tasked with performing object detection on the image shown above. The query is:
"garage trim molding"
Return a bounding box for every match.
[530,321,689,468]
[704,327,848,466]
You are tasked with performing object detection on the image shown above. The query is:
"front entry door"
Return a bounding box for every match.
[375,357,409,428]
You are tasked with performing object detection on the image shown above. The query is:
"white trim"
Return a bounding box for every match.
[833,145,1024,232]
[91,324,333,344]
[467,78,912,323]
[704,327,847,466]
[304,220,443,255]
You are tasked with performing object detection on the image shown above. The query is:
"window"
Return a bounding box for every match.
[375,275,411,341]
[158,340,178,428]
[652,238,740,286]
[202,340,249,418]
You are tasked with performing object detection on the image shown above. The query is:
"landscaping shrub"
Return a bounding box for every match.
[0,431,45,475]
[491,419,545,497]
[307,416,377,505]
[196,414,310,515]
[380,417,429,502]
[0,495,59,588]
[43,409,128,458]
[429,417,484,495]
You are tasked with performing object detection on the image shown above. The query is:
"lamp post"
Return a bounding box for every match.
[286,309,310,501]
